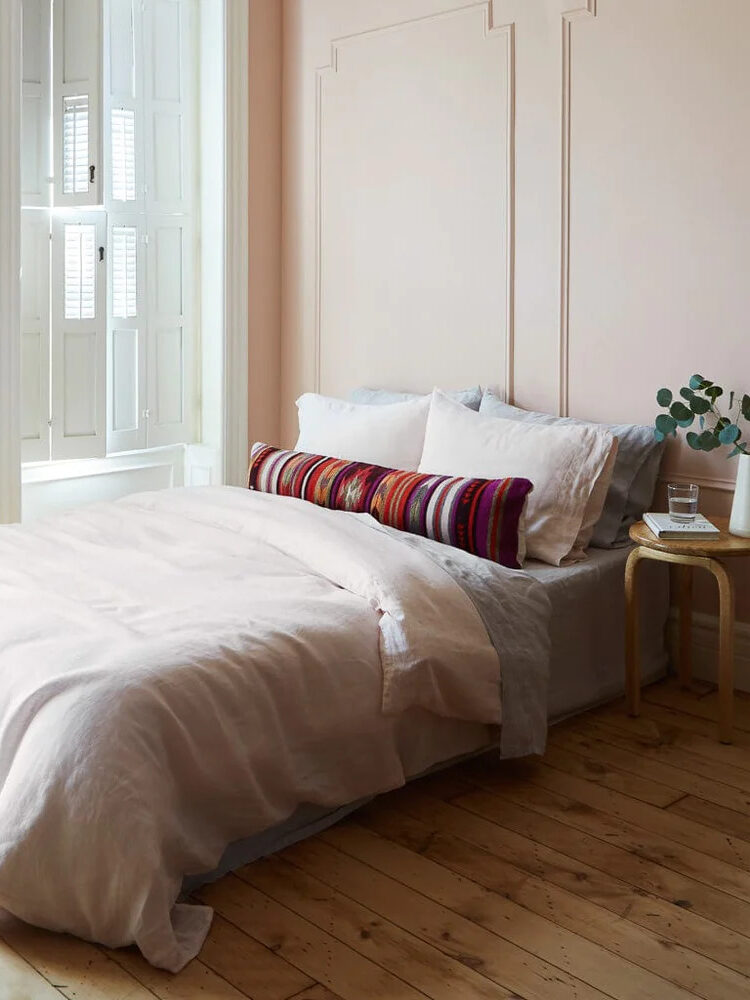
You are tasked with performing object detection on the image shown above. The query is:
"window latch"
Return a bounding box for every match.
[98,246,105,262]
[89,164,96,184]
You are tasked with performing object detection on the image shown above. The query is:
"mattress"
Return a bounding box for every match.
[527,544,670,721]
[184,543,669,892]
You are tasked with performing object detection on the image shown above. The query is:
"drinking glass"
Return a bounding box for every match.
[668,483,699,523]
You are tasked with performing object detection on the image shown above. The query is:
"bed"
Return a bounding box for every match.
[0,485,551,971]
[184,543,669,896]
[0,392,668,972]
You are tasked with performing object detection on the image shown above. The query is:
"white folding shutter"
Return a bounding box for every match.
[20,211,51,462]
[51,212,107,458]
[107,216,147,452]
[143,0,195,215]
[21,0,51,207]
[105,0,145,212]
[53,0,102,207]
[142,0,196,447]
[146,216,194,446]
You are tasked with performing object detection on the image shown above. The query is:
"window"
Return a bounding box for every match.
[21,0,197,463]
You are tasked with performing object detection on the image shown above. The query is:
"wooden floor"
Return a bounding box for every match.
[4,680,750,1000]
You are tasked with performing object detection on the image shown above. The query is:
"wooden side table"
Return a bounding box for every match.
[625,516,750,743]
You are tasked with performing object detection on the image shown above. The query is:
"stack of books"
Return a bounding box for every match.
[643,512,720,540]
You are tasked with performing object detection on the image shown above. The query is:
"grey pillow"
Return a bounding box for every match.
[351,386,482,410]
[479,390,665,548]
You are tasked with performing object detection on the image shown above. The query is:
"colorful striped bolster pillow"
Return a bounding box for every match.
[248,443,532,568]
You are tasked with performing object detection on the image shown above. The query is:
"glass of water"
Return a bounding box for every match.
[668,483,699,523]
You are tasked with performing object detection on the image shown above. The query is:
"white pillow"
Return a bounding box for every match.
[419,390,618,565]
[350,386,482,410]
[295,392,430,470]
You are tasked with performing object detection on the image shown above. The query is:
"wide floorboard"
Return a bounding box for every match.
[3,679,750,1000]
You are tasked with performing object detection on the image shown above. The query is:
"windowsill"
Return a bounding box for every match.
[22,444,188,484]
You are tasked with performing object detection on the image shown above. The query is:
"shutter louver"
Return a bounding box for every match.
[112,225,137,318]
[111,107,136,202]
[62,95,90,195]
[64,223,97,320]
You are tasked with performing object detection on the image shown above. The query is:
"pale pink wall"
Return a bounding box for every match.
[247,0,282,450]
[567,0,750,620]
[276,0,749,620]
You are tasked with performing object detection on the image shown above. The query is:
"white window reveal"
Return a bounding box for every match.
[111,107,136,202]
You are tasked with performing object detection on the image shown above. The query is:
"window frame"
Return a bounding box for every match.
[1,0,250,521]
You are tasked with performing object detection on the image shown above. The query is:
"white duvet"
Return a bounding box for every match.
[0,486,502,970]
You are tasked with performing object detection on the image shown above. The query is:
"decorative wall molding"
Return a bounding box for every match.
[0,0,22,524]
[559,0,597,416]
[311,0,599,412]
[314,2,515,401]
[668,609,750,692]
[223,0,250,486]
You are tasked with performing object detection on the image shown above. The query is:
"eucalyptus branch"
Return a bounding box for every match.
[654,375,748,458]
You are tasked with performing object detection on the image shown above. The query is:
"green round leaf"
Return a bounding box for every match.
[742,394,750,421]
[698,430,717,450]
[706,385,724,402]
[656,388,673,407]
[679,387,694,401]
[689,374,704,390]
[653,428,666,443]
[656,414,677,435]
[670,401,692,422]
[690,395,711,415]
[686,431,701,449]
[719,423,741,445]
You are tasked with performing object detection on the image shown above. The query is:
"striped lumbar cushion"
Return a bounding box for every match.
[248,443,532,568]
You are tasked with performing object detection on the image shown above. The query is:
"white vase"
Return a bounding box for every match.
[730,452,750,537]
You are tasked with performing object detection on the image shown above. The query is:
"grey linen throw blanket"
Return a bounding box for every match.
[373,523,553,757]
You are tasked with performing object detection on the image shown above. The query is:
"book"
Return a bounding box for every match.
[643,512,720,539]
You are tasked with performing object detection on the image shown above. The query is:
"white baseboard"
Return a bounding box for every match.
[667,609,750,692]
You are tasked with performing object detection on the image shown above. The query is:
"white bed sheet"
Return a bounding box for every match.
[526,545,669,720]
